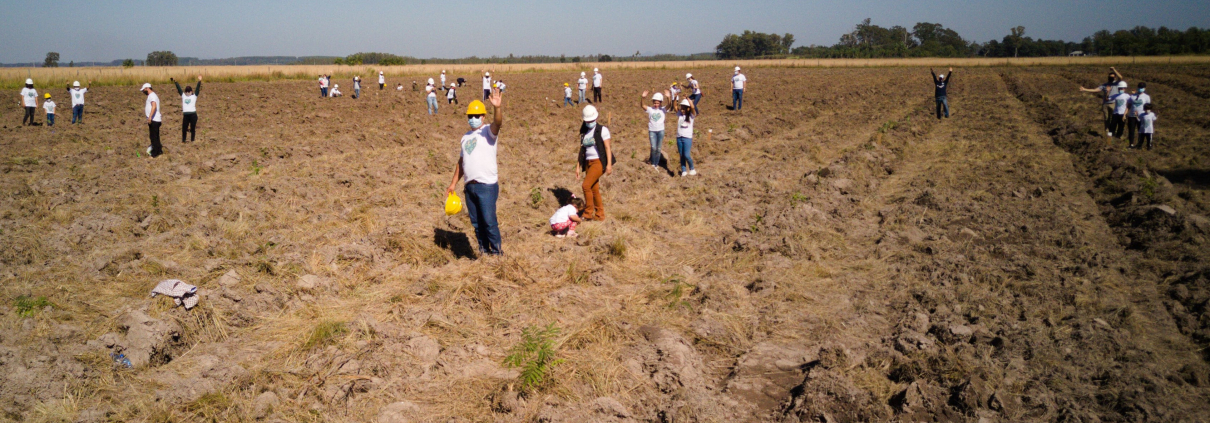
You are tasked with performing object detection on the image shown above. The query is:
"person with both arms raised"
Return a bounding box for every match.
[172,75,203,143]
[931,67,953,120]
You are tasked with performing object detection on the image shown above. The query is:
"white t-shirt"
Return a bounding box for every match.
[732,73,747,90]
[379,74,385,84]
[581,125,610,161]
[20,88,37,107]
[320,78,328,88]
[447,86,456,99]
[460,124,499,184]
[145,92,162,122]
[677,111,694,138]
[497,82,506,91]
[592,73,602,88]
[691,79,701,95]
[396,85,403,91]
[354,79,361,90]
[577,78,588,90]
[1112,92,1131,114]
[483,76,492,90]
[549,204,578,225]
[182,94,197,113]
[70,88,87,106]
[440,74,447,85]
[426,85,436,98]
[645,106,666,132]
[42,100,55,114]
[1128,93,1150,117]
[1139,112,1157,134]
[564,87,572,98]
[331,88,341,96]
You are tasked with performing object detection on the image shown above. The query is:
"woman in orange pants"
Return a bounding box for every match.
[576,105,613,220]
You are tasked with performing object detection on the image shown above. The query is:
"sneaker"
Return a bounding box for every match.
[555,233,566,238]
[681,171,688,177]
[567,231,579,238]
[688,169,697,176]
[146,147,152,155]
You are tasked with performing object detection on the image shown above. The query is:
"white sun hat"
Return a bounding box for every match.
[582,105,599,122]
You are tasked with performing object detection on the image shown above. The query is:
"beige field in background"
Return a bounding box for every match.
[4,55,1208,88]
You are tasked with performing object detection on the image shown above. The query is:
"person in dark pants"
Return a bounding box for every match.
[1080,67,1124,138]
[592,68,603,103]
[172,75,202,143]
[931,67,953,119]
[446,89,506,256]
[19,78,38,126]
[68,80,89,124]
[141,83,163,157]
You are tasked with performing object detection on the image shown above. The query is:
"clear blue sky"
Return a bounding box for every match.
[2,0,1207,63]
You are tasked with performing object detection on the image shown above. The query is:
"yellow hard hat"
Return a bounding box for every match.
[445,193,463,215]
[466,100,487,115]
[44,93,51,99]
[564,83,569,86]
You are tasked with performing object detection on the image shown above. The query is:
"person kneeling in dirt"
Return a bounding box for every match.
[931,67,953,119]
[331,84,343,97]
[446,88,505,256]
[447,81,458,106]
[577,105,614,221]
[172,76,202,143]
[549,195,585,238]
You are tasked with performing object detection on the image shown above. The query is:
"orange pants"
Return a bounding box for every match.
[582,159,605,220]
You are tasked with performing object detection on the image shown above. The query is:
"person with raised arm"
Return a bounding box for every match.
[1079,67,1125,137]
[171,75,203,143]
[930,67,953,119]
[446,88,505,256]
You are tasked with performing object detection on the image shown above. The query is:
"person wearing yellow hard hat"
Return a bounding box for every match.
[668,81,681,112]
[576,104,614,221]
[67,80,90,124]
[563,83,573,107]
[19,78,38,126]
[41,92,56,127]
[446,87,506,256]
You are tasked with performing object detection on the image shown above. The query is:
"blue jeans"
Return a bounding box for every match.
[464,182,502,255]
[648,131,664,166]
[71,105,83,123]
[46,113,54,126]
[427,96,439,115]
[321,87,328,97]
[578,89,585,104]
[564,97,573,107]
[354,88,360,98]
[676,137,694,173]
[732,89,744,110]
[690,93,702,109]
[935,96,949,119]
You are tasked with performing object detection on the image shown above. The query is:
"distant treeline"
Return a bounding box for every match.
[720,20,1210,59]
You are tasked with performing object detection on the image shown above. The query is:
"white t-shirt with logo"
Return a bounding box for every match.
[593,73,602,88]
[483,76,492,90]
[1139,112,1157,134]
[581,126,610,161]
[732,73,747,89]
[71,88,87,106]
[677,111,694,138]
[460,124,499,184]
[1128,93,1150,117]
[645,106,666,132]
[577,78,588,90]
[182,94,198,113]
[21,88,37,107]
[1112,92,1131,115]
[549,204,578,225]
[145,92,162,122]
[42,100,55,114]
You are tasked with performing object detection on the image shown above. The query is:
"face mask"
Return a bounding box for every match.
[1138,88,1145,93]
[468,116,483,129]
[586,121,596,129]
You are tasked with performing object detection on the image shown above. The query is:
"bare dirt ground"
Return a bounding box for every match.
[1,65,1209,422]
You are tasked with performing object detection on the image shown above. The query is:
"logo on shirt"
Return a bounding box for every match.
[463,137,478,155]
[650,111,664,122]
[184,99,192,104]
[27,93,34,97]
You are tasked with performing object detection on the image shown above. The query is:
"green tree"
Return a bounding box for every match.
[43,52,59,68]
[146,51,178,66]
[122,59,135,68]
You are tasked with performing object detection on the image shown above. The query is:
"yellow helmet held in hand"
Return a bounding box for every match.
[445,193,463,215]
[466,100,487,115]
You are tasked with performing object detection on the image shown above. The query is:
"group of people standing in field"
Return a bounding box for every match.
[1080,67,1158,150]
[18,78,92,127]
[136,76,204,157]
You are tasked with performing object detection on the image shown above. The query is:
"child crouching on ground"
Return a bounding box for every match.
[550,196,585,238]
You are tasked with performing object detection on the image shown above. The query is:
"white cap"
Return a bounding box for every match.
[140,83,152,91]
[594,68,599,72]
[25,78,33,84]
[652,92,664,102]
[1117,81,1128,88]
[686,73,692,79]
[73,81,80,87]
[582,105,599,122]
[735,66,741,72]
[680,99,691,107]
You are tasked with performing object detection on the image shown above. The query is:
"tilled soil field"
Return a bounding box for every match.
[1,66,1209,422]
